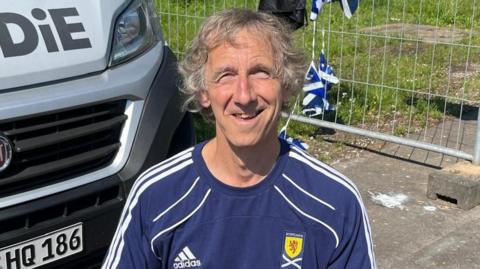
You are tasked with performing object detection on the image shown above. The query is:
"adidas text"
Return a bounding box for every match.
[173,260,202,268]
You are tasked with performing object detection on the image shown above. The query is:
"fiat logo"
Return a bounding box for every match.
[0,133,13,173]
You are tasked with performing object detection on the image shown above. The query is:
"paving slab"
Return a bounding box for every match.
[333,151,480,269]
[330,110,480,268]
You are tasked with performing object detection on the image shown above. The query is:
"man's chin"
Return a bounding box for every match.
[225,134,278,150]
[227,138,260,149]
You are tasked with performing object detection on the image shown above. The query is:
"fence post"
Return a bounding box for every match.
[474,106,480,165]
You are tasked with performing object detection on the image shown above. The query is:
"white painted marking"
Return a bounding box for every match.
[371,193,408,209]
[423,205,437,212]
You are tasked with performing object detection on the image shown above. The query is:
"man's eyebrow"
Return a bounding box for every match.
[248,64,274,74]
[210,66,237,79]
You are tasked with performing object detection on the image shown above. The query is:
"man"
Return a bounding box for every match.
[102,8,376,269]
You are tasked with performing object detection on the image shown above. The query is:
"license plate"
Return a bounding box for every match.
[0,223,83,269]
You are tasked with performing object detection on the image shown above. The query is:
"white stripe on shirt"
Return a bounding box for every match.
[150,189,211,258]
[103,148,194,268]
[152,177,200,222]
[290,147,375,256]
[103,153,194,269]
[289,148,376,268]
[282,173,336,210]
[274,185,340,248]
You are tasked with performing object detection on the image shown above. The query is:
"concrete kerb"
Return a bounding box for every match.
[427,161,480,210]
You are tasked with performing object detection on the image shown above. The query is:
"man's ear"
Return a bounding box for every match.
[198,90,211,108]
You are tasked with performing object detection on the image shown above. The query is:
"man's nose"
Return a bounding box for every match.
[233,75,256,105]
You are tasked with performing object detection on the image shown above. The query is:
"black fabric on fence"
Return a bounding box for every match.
[258,0,307,30]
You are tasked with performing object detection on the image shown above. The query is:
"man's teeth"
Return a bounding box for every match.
[235,112,258,119]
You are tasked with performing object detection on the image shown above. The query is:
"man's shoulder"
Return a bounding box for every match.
[276,145,369,248]
[135,146,199,199]
[283,145,364,210]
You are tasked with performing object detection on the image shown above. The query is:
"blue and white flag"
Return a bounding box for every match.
[302,52,338,117]
[302,93,331,117]
[318,51,339,89]
[310,0,334,21]
[310,0,360,20]
[279,127,309,151]
[303,61,326,97]
[339,0,360,18]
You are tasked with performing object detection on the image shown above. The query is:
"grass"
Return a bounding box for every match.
[156,0,480,142]
[192,114,215,142]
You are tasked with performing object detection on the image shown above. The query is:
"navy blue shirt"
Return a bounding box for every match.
[102,140,376,269]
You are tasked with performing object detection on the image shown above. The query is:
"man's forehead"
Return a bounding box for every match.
[207,27,271,51]
[206,42,274,71]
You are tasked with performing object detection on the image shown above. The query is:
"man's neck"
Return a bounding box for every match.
[202,136,280,188]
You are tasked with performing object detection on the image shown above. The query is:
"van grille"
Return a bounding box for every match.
[0,100,127,198]
[0,185,121,235]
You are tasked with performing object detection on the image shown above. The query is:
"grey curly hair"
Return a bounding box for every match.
[178,8,306,120]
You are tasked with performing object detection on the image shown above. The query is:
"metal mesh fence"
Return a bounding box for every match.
[156,0,480,163]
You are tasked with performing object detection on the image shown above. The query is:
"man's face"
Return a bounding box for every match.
[201,29,283,148]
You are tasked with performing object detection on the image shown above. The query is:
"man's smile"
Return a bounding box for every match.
[232,109,265,120]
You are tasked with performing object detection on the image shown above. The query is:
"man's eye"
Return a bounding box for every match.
[216,73,234,82]
[251,70,270,79]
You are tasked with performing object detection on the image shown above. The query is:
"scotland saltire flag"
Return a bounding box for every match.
[279,127,309,151]
[310,0,334,20]
[318,51,339,85]
[310,0,360,20]
[302,51,338,117]
[303,61,325,97]
[339,0,360,18]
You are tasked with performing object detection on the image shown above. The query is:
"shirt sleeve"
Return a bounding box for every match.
[327,199,376,269]
[101,192,162,269]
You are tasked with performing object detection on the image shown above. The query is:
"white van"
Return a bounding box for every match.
[0,0,194,268]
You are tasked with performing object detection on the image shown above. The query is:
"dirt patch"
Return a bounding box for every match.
[450,63,480,80]
[444,63,480,103]
[368,42,428,56]
[361,23,472,43]
[444,161,480,177]
[301,130,382,165]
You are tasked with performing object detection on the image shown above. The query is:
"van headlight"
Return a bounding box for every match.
[109,0,162,66]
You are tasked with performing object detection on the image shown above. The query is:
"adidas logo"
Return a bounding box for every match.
[173,246,202,268]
